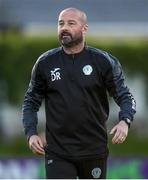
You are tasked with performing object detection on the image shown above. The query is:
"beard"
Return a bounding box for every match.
[59,31,83,48]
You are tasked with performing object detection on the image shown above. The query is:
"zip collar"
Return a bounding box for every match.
[61,45,88,59]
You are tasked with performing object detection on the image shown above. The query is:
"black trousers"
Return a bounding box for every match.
[45,151,107,179]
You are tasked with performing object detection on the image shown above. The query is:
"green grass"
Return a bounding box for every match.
[0,132,148,157]
[108,133,148,157]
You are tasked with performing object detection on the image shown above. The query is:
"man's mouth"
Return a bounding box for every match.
[61,32,71,38]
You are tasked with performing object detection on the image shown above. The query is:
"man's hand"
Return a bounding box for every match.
[109,120,129,144]
[29,135,45,155]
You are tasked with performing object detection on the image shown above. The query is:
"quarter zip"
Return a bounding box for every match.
[69,54,75,82]
[24,46,135,158]
[72,54,75,64]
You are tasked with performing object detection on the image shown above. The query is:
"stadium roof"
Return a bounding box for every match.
[0,0,148,36]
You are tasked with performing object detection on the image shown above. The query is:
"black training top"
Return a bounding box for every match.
[22,46,136,159]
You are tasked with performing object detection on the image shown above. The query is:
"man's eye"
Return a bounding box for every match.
[59,22,64,26]
[69,22,75,25]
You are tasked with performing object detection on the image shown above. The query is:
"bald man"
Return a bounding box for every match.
[22,8,136,179]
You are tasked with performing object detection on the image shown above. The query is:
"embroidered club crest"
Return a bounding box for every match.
[91,167,102,178]
[83,65,93,75]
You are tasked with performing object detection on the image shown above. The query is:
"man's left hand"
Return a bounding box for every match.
[110,120,129,144]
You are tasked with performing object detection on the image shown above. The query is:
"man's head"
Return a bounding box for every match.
[58,8,88,48]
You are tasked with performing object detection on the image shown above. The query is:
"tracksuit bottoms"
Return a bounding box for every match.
[45,151,107,179]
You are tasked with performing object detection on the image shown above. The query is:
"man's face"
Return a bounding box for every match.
[58,11,86,48]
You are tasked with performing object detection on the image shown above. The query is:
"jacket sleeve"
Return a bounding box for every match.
[104,53,136,121]
[22,59,46,140]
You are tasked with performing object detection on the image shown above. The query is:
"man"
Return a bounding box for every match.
[22,8,136,179]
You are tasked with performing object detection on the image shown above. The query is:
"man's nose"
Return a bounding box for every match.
[61,23,69,31]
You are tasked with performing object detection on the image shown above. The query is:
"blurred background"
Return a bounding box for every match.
[0,0,148,178]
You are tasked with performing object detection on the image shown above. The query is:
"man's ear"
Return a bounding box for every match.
[82,24,88,34]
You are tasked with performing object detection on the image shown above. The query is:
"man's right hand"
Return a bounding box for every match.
[29,135,45,155]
